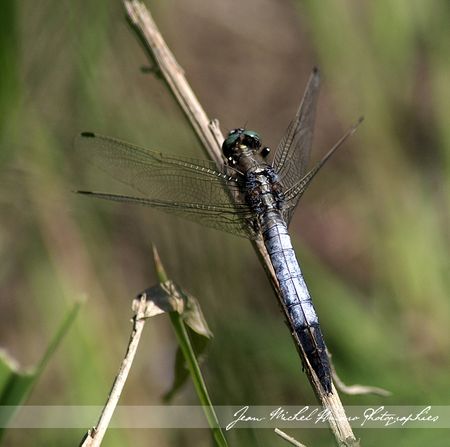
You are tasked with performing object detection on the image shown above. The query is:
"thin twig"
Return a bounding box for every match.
[123,1,359,445]
[79,295,148,447]
[330,353,391,396]
[275,428,307,447]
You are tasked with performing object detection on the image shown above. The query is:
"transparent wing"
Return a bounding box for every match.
[75,132,258,239]
[78,191,258,239]
[281,117,364,223]
[273,68,320,192]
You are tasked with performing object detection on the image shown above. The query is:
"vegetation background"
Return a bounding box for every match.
[0,0,448,445]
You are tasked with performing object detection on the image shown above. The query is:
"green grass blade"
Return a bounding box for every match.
[0,302,81,440]
[152,246,228,447]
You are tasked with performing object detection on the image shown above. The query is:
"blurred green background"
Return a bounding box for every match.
[0,0,449,445]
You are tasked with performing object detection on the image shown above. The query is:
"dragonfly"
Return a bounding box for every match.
[76,68,362,394]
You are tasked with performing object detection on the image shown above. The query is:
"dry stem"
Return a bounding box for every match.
[124,1,359,445]
[79,295,148,447]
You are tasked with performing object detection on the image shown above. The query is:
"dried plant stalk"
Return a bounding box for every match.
[124,1,359,445]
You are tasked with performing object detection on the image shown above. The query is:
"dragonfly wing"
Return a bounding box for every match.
[273,68,320,194]
[78,191,258,239]
[281,176,311,224]
[75,132,257,239]
[281,117,364,224]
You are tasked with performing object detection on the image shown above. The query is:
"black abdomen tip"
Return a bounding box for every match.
[81,132,95,138]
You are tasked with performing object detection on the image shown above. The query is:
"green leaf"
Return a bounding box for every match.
[163,326,211,402]
[165,287,213,401]
[143,246,227,446]
[182,289,213,339]
[133,280,213,401]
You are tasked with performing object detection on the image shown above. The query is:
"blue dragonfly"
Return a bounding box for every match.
[77,68,362,394]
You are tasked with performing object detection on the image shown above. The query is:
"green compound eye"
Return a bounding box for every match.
[243,130,261,141]
[242,130,261,150]
[222,133,240,158]
[222,129,262,158]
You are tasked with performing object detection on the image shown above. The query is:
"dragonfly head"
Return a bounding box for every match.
[223,128,269,165]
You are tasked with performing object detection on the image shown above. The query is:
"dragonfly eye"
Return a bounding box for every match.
[222,129,262,160]
[243,136,260,149]
[222,132,241,158]
[242,130,261,150]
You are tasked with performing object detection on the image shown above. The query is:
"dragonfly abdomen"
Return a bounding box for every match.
[262,216,332,393]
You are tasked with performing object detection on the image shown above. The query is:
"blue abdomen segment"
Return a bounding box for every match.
[263,217,332,393]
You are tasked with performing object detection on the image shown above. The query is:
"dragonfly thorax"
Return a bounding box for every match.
[244,167,285,215]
